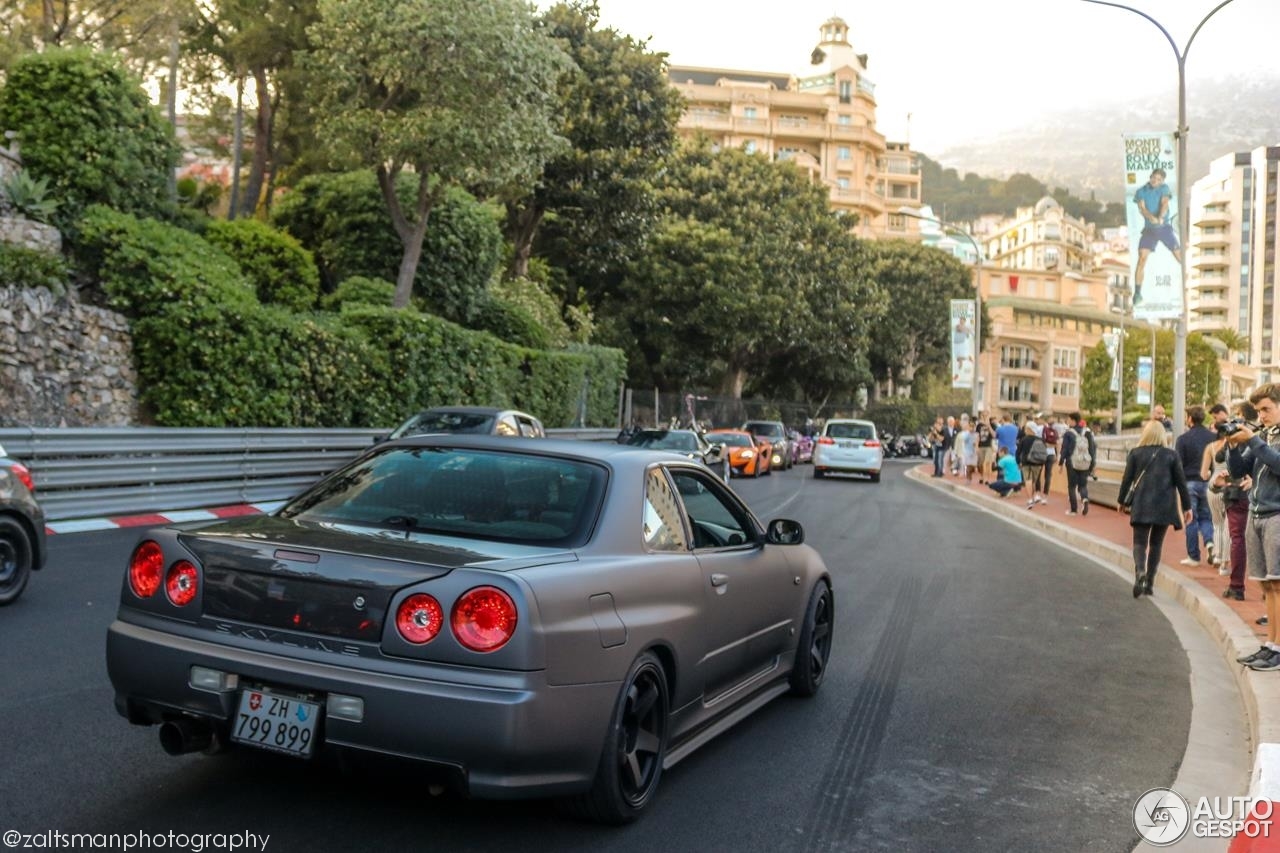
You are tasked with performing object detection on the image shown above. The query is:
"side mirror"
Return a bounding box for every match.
[706,444,724,460]
[372,434,388,445]
[766,518,805,545]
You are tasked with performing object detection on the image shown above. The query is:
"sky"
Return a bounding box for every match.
[567,0,1280,155]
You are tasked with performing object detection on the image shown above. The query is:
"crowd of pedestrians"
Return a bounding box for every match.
[923,387,1280,673]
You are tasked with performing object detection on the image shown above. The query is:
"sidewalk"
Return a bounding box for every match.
[929,462,1264,635]
[909,462,1280,852]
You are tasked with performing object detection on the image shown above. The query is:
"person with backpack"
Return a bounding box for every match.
[1040,414,1059,498]
[1059,411,1096,516]
[1017,422,1047,508]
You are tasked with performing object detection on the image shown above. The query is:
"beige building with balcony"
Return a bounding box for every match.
[668,16,921,239]
[1188,146,1279,388]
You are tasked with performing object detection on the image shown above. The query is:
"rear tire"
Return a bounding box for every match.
[0,517,33,606]
[566,652,669,824]
[870,471,881,483]
[790,582,833,697]
[813,468,824,479]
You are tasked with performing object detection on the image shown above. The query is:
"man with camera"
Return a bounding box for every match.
[1209,402,1256,600]
[1225,385,1280,671]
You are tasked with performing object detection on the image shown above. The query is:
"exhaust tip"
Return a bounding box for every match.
[159,719,214,756]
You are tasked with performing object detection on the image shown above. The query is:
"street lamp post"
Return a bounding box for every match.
[901,208,984,415]
[1080,0,1237,438]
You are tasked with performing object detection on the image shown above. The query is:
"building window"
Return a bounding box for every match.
[743,107,757,119]
[837,177,850,189]
[888,213,906,230]
[1053,347,1079,370]
[1051,380,1079,398]
[838,115,851,126]
[1000,345,1037,370]
[837,146,851,161]
[839,80,852,103]
[744,140,757,154]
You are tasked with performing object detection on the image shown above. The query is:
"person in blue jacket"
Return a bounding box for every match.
[1226,384,1280,670]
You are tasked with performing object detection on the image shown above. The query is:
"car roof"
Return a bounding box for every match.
[411,406,536,418]
[825,418,876,426]
[707,429,751,435]
[387,434,676,462]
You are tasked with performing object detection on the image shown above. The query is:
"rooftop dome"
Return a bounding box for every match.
[1034,196,1062,215]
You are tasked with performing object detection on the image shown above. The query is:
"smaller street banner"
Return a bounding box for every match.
[1136,356,1153,405]
[950,299,976,389]
[1104,332,1121,393]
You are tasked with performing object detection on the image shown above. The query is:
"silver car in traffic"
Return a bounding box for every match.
[106,437,833,823]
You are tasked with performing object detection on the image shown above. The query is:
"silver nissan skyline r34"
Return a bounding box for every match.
[106,436,834,823]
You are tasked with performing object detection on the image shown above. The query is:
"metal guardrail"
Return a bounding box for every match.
[0,427,617,522]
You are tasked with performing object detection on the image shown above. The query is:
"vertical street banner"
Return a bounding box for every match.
[950,299,976,389]
[1136,356,1153,405]
[1123,132,1183,320]
[1104,332,1121,393]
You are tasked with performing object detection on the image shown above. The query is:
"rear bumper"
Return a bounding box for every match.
[106,618,619,799]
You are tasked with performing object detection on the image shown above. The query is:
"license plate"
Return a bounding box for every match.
[231,687,321,757]
[838,440,858,448]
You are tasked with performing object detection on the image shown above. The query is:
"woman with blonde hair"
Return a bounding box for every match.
[1118,419,1192,597]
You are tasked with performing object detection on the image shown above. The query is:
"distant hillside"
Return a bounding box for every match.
[932,74,1280,204]
[918,154,1125,228]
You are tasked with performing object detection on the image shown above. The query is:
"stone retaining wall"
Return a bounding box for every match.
[0,285,139,426]
[0,215,62,253]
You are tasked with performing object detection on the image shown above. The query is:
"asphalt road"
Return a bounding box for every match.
[0,462,1190,852]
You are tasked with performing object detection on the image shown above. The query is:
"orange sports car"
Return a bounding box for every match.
[707,429,773,478]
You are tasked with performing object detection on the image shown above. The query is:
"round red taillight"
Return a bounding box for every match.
[396,594,444,644]
[128,541,164,599]
[451,586,518,652]
[165,560,199,607]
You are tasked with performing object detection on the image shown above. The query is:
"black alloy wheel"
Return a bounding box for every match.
[568,652,670,823]
[789,582,834,697]
[0,517,33,606]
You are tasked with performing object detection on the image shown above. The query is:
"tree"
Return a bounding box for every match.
[182,0,319,218]
[1081,327,1223,413]
[0,0,187,75]
[0,48,179,231]
[1210,327,1250,365]
[863,240,977,399]
[302,0,571,309]
[605,143,877,399]
[503,1,683,290]
[271,170,503,324]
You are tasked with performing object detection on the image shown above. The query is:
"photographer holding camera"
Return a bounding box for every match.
[1225,385,1280,671]
[1207,401,1257,601]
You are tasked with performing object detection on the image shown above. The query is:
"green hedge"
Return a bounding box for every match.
[74,206,257,316]
[204,219,320,311]
[133,302,626,428]
[0,245,71,295]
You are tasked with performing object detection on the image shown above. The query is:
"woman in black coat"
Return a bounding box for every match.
[1118,419,1193,597]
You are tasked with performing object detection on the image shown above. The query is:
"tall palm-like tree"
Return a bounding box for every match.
[1211,328,1250,365]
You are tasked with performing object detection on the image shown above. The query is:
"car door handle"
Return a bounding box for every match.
[710,573,729,588]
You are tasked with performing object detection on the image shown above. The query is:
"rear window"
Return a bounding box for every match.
[627,431,699,452]
[391,411,493,438]
[744,422,783,438]
[709,433,752,448]
[826,422,875,440]
[279,447,606,547]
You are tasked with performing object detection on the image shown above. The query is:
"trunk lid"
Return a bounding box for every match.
[180,515,574,642]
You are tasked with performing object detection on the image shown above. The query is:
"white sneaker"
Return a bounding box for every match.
[1065,510,1077,516]
[1179,558,1200,567]
[1035,496,1047,504]
[1219,565,1230,576]
[1026,499,1036,509]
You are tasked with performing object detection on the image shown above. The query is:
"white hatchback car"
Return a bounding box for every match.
[813,419,883,482]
